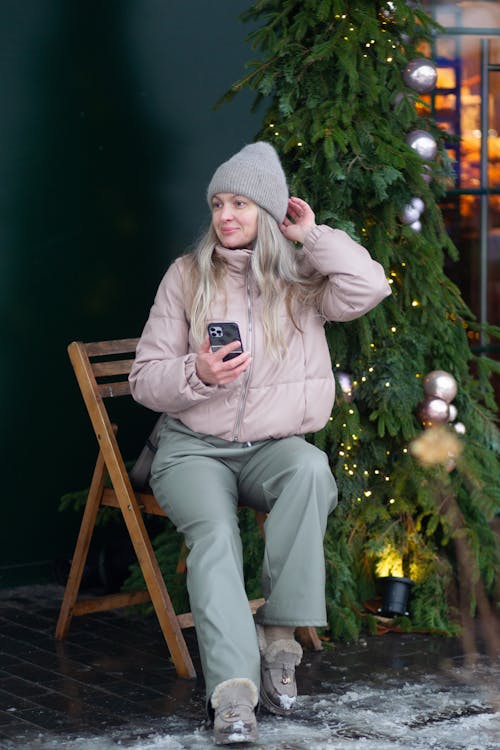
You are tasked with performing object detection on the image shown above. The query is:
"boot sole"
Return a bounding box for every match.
[214,728,258,745]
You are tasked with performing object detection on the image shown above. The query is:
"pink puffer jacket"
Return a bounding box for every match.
[129,225,391,442]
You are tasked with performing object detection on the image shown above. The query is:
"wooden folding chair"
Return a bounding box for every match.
[55,339,321,680]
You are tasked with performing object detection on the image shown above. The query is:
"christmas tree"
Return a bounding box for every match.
[214,0,500,640]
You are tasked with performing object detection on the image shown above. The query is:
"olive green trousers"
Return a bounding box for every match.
[150,418,338,701]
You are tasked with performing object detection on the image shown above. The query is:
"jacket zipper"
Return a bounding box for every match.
[233,270,253,441]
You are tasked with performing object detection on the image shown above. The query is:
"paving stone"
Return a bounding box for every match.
[0,584,497,749]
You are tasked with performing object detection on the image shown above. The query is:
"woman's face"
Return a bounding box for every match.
[211,193,259,249]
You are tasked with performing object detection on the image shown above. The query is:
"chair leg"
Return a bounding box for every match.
[55,450,107,640]
[118,494,196,679]
[296,626,323,651]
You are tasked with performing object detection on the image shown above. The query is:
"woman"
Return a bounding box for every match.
[129,141,391,745]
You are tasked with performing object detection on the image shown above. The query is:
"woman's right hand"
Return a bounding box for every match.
[195,337,251,386]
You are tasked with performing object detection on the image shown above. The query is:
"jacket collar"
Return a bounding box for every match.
[214,245,253,273]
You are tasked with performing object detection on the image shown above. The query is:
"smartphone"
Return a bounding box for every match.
[207,322,244,361]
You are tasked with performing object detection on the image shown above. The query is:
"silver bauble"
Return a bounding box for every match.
[410,197,425,214]
[423,370,458,403]
[336,371,354,403]
[403,58,438,94]
[448,404,458,422]
[410,220,422,232]
[454,422,466,435]
[421,165,432,183]
[407,130,438,161]
[391,91,405,109]
[401,203,421,224]
[418,397,450,427]
[381,1,396,19]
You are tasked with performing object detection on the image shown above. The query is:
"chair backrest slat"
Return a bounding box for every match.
[92,359,135,377]
[70,339,139,400]
[97,381,132,398]
[84,338,139,357]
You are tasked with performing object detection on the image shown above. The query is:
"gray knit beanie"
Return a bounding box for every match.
[206,141,289,224]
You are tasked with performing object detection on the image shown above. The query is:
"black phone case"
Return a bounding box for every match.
[207,322,243,361]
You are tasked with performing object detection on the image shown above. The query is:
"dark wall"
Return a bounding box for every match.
[0,1,261,585]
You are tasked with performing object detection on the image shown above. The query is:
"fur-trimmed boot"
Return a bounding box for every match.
[256,624,303,716]
[211,678,259,745]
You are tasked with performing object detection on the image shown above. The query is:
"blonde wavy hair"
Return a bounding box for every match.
[185,207,328,358]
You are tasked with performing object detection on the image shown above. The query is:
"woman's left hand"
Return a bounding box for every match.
[280,197,317,244]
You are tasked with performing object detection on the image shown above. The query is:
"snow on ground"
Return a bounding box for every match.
[6,664,499,750]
